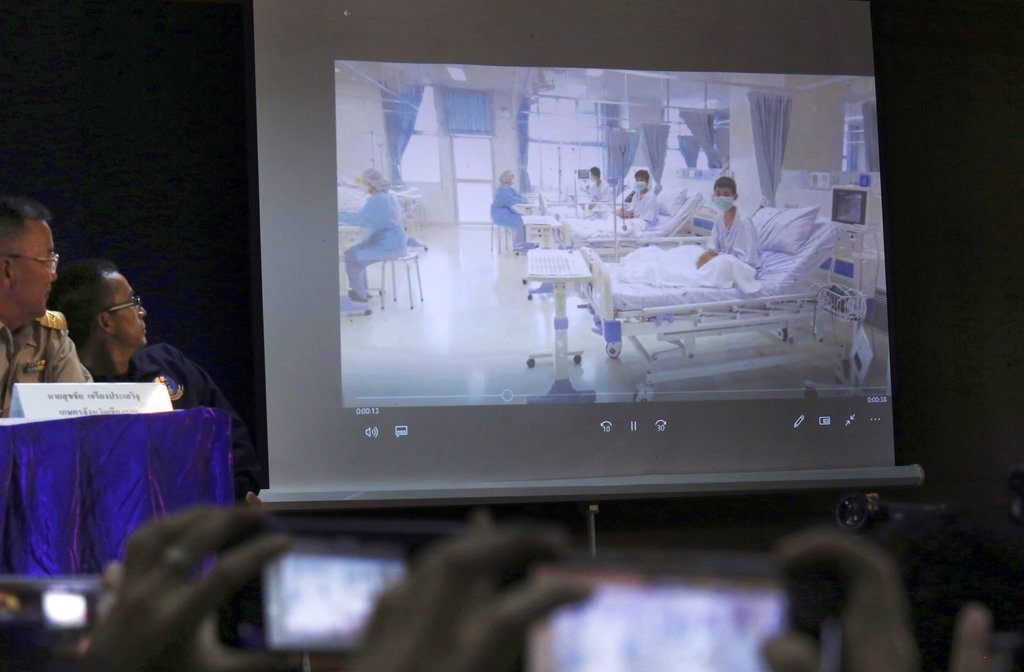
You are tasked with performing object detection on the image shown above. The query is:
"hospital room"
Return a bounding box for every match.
[335,62,888,406]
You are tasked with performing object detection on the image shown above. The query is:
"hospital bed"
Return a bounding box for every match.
[554,192,705,253]
[579,204,849,400]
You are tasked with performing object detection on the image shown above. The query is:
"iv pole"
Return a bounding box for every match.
[613,141,628,263]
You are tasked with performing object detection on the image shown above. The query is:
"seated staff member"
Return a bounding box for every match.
[341,168,408,306]
[490,169,532,252]
[617,169,660,230]
[0,196,91,417]
[696,176,762,271]
[49,259,261,502]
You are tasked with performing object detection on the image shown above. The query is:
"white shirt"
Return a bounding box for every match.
[583,180,613,219]
[709,208,762,271]
[625,189,660,230]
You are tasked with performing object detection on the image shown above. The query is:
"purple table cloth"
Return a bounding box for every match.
[0,407,234,575]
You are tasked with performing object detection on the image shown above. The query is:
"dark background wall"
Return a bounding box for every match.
[0,0,1021,545]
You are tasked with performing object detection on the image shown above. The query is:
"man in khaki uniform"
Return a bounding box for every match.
[0,196,91,416]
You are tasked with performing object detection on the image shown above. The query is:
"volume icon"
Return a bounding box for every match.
[364,426,379,438]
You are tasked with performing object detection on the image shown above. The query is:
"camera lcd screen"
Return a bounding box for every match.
[528,563,787,672]
[41,591,89,629]
[262,544,406,651]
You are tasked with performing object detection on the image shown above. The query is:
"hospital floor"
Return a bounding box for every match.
[339,223,891,406]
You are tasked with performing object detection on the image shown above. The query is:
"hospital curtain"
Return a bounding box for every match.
[440,88,494,136]
[600,103,622,187]
[382,85,424,186]
[747,90,792,207]
[678,135,700,168]
[862,101,880,172]
[516,97,532,192]
[679,110,725,170]
[640,123,670,193]
[713,112,730,162]
[606,128,639,191]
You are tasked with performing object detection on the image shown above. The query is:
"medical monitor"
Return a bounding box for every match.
[832,186,869,226]
[251,0,916,506]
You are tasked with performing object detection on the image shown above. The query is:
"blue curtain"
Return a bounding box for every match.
[516,97,532,192]
[678,135,700,168]
[641,123,670,193]
[747,90,792,206]
[600,103,622,183]
[713,111,730,163]
[441,88,494,135]
[862,101,880,172]
[382,85,424,186]
[679,110,725,169]
[606,128,639,191]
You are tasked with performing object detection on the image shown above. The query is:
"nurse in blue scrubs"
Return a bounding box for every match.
[340,168,408,304]
[490,169,531,252]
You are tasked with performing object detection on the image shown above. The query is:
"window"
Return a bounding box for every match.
[403,135,441,183]
[842,102,866,173]
[403,86,441,183]
[526,96,604,195]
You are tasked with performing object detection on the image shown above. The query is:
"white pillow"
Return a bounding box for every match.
[752,205,821,254]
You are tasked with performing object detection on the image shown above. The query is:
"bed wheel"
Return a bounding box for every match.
[573,354,582,365]
[527,293,533,301]
[522,278,528,285]
[605,342,621,359]
[635,385,654,402]
[526,358,536,368]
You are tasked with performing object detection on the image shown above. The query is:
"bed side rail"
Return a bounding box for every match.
[637,291,815,317]
[580,247,615,320]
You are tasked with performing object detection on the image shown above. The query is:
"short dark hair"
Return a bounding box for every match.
[0,195,52,247]
[49,259,121,346]
[713,176,738,195]
[589,167,601,178]
[633,169,650,182]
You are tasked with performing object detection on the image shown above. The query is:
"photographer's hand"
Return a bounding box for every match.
[763,529,995,672]
[763,527,918,672]
[350,523,589,672]
[81,506,296,672]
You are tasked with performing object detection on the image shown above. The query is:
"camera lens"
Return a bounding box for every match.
[835,493,871,530]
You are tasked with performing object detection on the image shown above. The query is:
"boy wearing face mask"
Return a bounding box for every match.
[696,176,761,272]
[617,169,660,230]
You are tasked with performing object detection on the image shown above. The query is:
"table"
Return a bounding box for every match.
[0,407,234,575]
[522,215,562,249]
[525,249,596,404]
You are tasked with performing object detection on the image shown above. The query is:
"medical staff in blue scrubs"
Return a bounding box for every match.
[340,168,408,305]
[490,169,532,252]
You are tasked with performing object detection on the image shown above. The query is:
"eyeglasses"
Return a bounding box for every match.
[103,294,144,313]
[2,252,59,273]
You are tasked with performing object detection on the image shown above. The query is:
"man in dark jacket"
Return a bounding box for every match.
[49,258,262,501]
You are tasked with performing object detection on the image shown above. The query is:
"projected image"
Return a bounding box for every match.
[336,62,889,406]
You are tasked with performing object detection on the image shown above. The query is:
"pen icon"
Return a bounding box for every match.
[793,414,806,428]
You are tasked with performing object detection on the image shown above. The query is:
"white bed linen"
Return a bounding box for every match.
[561,194,704,243]
[611,246,762,293]
[605,218,837,312]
